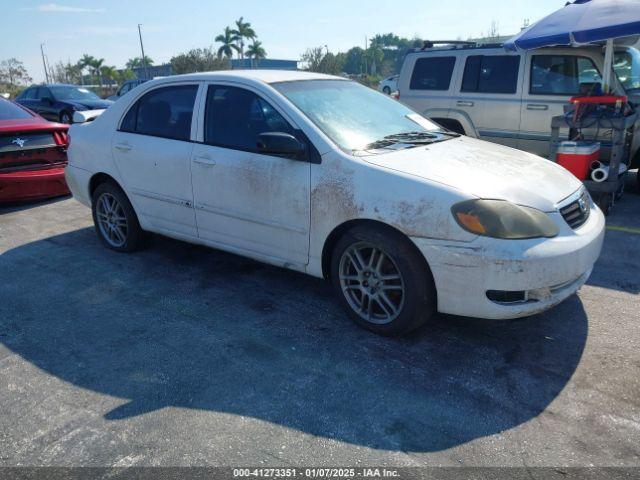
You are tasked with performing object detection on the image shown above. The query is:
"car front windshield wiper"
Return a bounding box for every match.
[359,130,451,151]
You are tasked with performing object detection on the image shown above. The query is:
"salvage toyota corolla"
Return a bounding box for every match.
[65,71,605,335]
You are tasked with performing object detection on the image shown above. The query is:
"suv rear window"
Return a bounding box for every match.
[461,55,520,94]
[410,57,456,90]
[530,55,601,95]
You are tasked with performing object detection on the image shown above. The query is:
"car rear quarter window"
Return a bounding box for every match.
[530,55,601,95]
[120,85,198,141]
[410,57,456,90]
[461,55,520,94]
[204,85,294,152]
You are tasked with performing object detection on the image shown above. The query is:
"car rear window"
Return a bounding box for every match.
[461,55,520,94]
[120,85,198,141]
[0,99,33,120]
[410,57,456,90]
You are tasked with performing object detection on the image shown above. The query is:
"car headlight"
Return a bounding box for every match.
[452,199,559,239]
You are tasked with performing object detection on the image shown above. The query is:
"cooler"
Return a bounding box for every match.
[556,141,601,180]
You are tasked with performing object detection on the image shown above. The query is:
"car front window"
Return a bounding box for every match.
[49,86,101,101]
[273,79,444,153]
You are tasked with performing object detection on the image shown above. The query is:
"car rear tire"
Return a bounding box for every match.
[330,224,436,335]
[60,111,72,124]
[91,181,147,252]
[383,86,391,95]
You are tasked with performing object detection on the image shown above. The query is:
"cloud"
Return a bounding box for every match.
[23,3,106,13]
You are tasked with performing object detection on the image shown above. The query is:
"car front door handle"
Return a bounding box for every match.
[456,101,474,107]
[193,155,216,167]
[527,104,549,111]
[114,143,132,152]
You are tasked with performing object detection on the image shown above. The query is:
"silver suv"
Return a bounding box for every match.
[397,42,640,171]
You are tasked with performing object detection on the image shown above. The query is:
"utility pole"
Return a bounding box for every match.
[364,36,368,76]
[138,24,149,79]
[40,44,49,83]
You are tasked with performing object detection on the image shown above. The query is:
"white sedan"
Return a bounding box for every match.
[378,74,398,95]
[65,70,604,335]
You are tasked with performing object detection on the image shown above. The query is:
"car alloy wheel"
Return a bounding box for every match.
[338,242,405,325]
[95,192,128,248]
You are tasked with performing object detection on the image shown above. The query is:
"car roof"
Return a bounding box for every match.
[152,69,343,85]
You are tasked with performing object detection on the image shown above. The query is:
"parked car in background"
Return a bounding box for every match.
[397,42,640,171]
[378,74,398,94]
[107,79,148,102]
[0,98,69,203]
[65,71,604,335]
[15,84,113,124]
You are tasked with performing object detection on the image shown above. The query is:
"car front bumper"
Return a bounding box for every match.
[0,167,69,203]
[411,206,605,319]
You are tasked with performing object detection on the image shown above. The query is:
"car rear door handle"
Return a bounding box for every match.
[114,143,132,152]
[456,101,474,107]
[193,155,216,167]
[526,104,549,111]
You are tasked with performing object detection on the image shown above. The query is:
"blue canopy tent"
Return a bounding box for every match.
[504,0,640,92]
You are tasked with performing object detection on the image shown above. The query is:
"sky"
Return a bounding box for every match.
[2,0,569,83]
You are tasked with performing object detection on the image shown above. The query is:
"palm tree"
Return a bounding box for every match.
[126,56,154,69]
[78,54,97,84]
[215,26,240,60]
[100,65,118,87]
[246,41,266,68]
[231,17,256,61]
[90,58,105,88]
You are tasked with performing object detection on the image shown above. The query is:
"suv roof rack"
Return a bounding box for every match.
[412,40,506,53]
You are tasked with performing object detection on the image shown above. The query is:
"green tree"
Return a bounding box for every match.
[89,57,105,88]
[0,58,32,86]
[100,65,118,85]
[126,56,154,69]
[170,48,230,74]
[78,54,97,84]
[301,47,325,72]
[246,40,266,68]
[231,17,256,61]
[215,26,240,60]
[343,47,365,75]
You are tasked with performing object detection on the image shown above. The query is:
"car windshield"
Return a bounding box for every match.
[50,86,101,101]
[0,99,33,120]
[615,47,640,91]
[273,79,445,153]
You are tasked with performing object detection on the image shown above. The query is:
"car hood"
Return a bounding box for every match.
[67,99,113,110]
[363,136,582,212]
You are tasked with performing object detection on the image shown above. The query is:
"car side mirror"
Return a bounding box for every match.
[257,132,305,158]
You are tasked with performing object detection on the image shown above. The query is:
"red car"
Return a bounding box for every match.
[0,97,69,203]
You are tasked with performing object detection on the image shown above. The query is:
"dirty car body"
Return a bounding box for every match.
[65,70,605,334]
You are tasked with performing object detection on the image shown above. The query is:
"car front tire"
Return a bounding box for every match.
[60,111,72,124]
[383,86,391,95]
[330,225,436,335]
[91,181,147,252]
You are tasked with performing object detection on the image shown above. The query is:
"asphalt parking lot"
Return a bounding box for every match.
[1,182,639,467]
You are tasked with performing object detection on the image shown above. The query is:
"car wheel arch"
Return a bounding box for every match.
[320,218,432,280]
[89,172,123,199]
